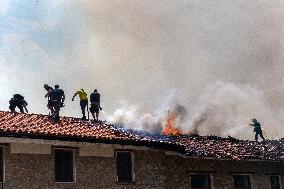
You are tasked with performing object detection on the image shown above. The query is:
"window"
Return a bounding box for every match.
[0,147,3,182]
[233,175,251,189]
[270,176,281,189]
[116,151,134,182]
[190,174,211,189]
[54,149,74,182]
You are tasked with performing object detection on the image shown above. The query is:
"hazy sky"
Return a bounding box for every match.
[0,0,283,139]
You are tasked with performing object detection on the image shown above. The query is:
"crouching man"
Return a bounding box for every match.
[9,94,28,113]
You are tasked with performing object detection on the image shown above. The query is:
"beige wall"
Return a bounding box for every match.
[79,144,114,157]
[0,141,283,189]
[10,143,51,154]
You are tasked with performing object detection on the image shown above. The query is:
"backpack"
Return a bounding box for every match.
[50,89,64,101]
[90,92,100,103]
[13,94,24,101]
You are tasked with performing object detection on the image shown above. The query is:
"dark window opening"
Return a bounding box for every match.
[116,151,134,182]
[270,176,281,189]
[233,175,251,189]
[191,174,211,189]
[54,149,74,182]
[0,147,3,182]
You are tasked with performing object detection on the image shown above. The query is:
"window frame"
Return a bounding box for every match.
[269,175,282,189]
[232,174,252,189]
[53,148,76,184]
[115,150,135,183]
[189,173,213,189]
[0,146,5,183]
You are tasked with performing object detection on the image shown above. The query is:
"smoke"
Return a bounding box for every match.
[106,90,177,133]
[1,1,284,139]
[186,81,283,139]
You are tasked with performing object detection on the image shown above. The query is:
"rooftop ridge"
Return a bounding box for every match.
[0,110,283,160]
[0,110,283,142]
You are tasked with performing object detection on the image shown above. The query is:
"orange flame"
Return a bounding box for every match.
[162,111,181,136]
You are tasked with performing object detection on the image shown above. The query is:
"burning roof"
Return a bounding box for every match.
[0,111,283,161]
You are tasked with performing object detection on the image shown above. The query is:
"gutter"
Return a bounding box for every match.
[0,130,186,154]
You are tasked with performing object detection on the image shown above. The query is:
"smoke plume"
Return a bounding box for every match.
[1,1,284,140]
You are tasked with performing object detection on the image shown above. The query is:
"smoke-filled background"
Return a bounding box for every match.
[0,0,283,140]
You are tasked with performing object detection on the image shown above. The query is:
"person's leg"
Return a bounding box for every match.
[94,105,100,122]
[9,105,16,112]
[80,100,87,119]
[54,105,60,122]
[52,102,61,122]
[48,105,53,115]
[17,104,24,113]
[49,101,55,118]
[260,132,265,141]
[47,100,53,115]
[96,112,99,122]
[255,133,258,141]
[89,105,95,120]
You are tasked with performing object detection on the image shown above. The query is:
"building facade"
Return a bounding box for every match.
[0,137,283,189]
[0,111,283,189]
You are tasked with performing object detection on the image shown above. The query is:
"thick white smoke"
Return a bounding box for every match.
[1,1,284,140]
[106,81,283,140]
[106,90,177,132]
[90,0,284,140]
[186,81,283,139]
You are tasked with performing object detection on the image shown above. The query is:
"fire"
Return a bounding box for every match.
[162,111,181,136]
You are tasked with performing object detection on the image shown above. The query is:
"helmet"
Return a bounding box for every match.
[251,118,257,123]
[94,89,97,92]
[44,84,49,89]
[54,85,59,89]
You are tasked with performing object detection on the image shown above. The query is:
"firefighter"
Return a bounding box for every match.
[44,84,53,115]
[9,94,28,113]
[72,89,88,120]
[249,118,265,142]
[89,89,102,122]
[49,85,65,122]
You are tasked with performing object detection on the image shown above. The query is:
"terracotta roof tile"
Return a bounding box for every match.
[0,111,283,160]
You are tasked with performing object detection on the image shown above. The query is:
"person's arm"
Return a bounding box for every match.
[23,100,28,113]
[24,106,28,113]
[98,94,102,110]
[62,92,65,103]
[72,92,78,101]
[45,90,51,98]
[89,94,93,104]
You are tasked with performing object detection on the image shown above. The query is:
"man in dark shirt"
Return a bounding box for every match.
[249,118,265,142]
[9,94,28,113]
[89,89,101,122]
[49,85,65,122]
[44,84,53,115]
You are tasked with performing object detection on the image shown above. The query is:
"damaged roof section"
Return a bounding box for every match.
[175,135,284,161]
[0,111,184,152]
[0,111,283,161]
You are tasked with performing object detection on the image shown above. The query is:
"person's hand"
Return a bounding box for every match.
[72,97,74,101]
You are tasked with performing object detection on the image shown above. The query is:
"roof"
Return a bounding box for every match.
[0,111,283,161]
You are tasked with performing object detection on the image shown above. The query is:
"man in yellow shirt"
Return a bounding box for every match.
[72,89,88,120]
